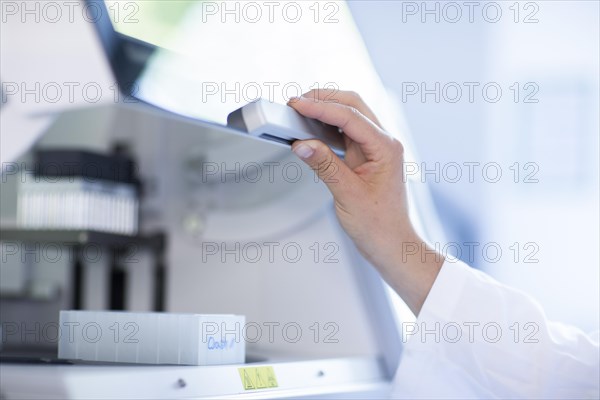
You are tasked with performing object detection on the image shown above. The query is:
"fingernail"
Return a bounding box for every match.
[293,143,314,159]
[287,96,305,104]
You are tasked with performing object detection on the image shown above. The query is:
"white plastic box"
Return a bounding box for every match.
[58,311,246,365]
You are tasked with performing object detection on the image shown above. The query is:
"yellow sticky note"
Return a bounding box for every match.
[238,366,278,390]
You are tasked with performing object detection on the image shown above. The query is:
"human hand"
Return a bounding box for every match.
[289,89,443,314]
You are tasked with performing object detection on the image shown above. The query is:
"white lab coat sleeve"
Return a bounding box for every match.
[390,259,600,399]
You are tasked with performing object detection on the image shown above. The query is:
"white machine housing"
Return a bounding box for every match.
[0,0,447,396]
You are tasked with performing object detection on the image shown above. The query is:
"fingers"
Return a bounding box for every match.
[288,96,385,160]
[291,139,361,200]
[302,89,383,128]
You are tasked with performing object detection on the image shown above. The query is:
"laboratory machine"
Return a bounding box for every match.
[0,1,446,398]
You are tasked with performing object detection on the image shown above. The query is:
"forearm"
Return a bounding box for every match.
[376,235,445,316]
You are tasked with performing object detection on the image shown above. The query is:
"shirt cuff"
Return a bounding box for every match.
[418,258,473,323]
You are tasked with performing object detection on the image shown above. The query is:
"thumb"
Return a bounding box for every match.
[292,139,359,200]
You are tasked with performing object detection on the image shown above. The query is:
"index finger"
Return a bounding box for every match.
[288,96,385,160]
[302,89,383,129]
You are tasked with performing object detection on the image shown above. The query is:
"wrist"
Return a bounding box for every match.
[382,233,445,315]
